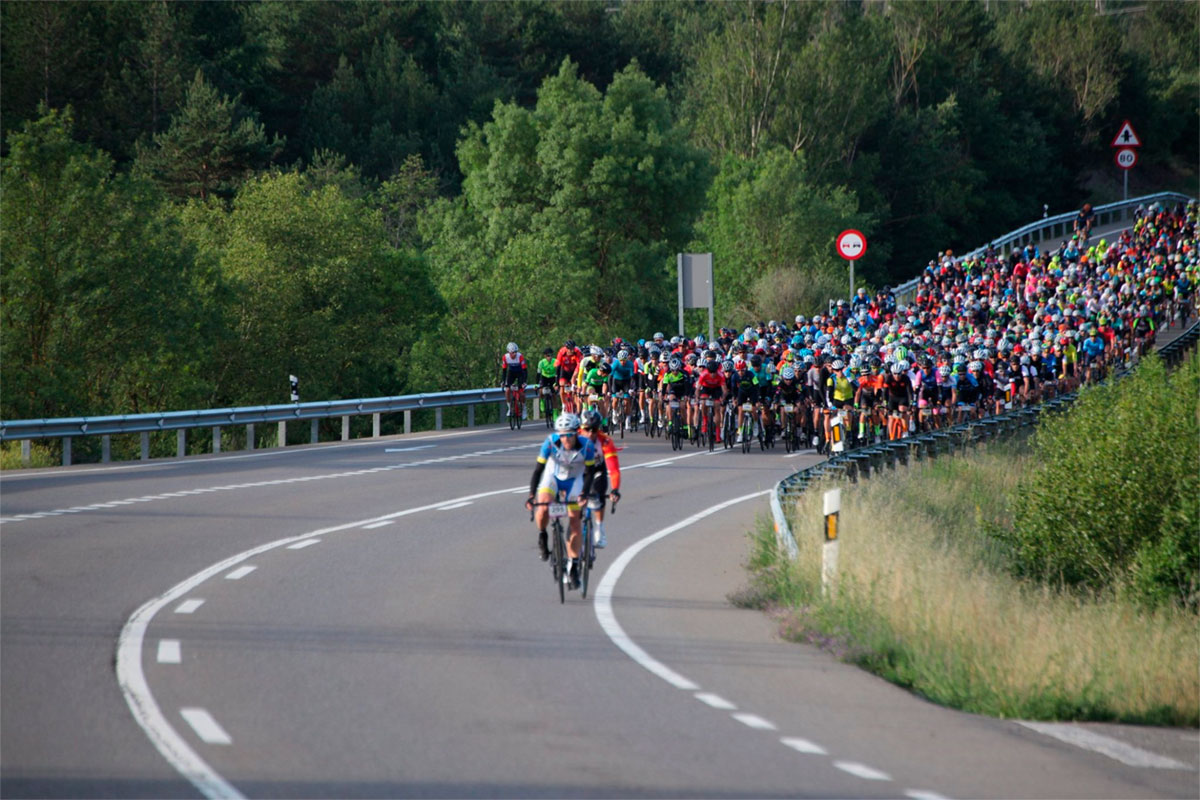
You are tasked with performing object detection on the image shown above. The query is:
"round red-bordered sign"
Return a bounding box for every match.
[1114,148,1137,170]
[836,229,867,261]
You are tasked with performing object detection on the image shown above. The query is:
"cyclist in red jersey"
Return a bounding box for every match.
[693,359,728,443]
[579,409,621,548]
[555,339,583,413]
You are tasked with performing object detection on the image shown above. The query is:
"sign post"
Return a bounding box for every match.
[1110,120,1141,202]
[835,229,867,303]
[678,253,715,342]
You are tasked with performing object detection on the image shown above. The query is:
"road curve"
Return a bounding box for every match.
[2,421,1195,798]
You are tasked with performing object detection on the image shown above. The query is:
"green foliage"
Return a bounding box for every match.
[136,70,283,200]
[695,149,877,321]
[416,59,710,387]
[192,171,441,404]
[1006,352,1200,608]
[1,107,217,419]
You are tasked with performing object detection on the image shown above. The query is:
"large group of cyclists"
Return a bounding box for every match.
[509,199,1198,597]
[507,200,1197,457]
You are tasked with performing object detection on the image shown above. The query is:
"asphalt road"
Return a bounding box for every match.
[2,412,1196,799]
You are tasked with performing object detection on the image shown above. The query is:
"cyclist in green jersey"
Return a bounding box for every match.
[536,347,558,414]
[582,361,612,423]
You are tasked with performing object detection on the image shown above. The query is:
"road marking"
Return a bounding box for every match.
[286,539,321,549]
[180,708,233,746]
[175,599,205,614]
[436,501,473,511]
[1018,722,1192,769]
[362,521,393,529]
[224,566,256,580]
[385,445,436,452]
[905,791,952,800]
[157,640,181,664]
[780,737,828,755]
[694,692,737,710]
[732,712,777,730]
[593,490,769,692]
[835,761,891,781]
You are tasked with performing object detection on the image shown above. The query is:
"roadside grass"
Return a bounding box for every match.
[0,441,57,470]
[737,445,1199,726]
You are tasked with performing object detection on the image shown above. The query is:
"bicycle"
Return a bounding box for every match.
[531,491,573,604]
[667,396,684,451]
[722,399,737,450]
[578,492,617,600]
[539,385,555,428]
[780,401,797,453]
[507,385,525,430]
[612,390,633,438]
[739,401,755,454]
[699,396,718,452]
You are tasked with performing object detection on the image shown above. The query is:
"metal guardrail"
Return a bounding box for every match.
[2,385,540,466]
[891,192,1194,307]
[769,321,1200,560]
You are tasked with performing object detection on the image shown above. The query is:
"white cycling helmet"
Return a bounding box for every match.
[832,359,844,370]
[506,342,519,353]
[590,346,603,356]
[617,349,629,360]
[554,413,581,433]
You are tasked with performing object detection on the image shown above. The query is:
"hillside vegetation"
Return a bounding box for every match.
[3,1,1197,422]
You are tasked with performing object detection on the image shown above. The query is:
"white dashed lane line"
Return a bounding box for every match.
[835,761,891,781]
[732,713,777,731]
[174,599,205,614]
[694,692,737,710]
[781,737,827,755]
[224,566,256,581]
[157,640,181,664]
[180,708,232,746]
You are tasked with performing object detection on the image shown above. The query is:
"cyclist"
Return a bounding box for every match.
[555,340,583,413]
[693,358,728,443]
[579,409,621,549]
[526,413,598,586]
[824,359,856,451]
[773,366,804,448]
[536,347,558,415]
[610,350,636,430]
[500,342,528,420]
[581,359,611,425]
[883,361,913,440]
[732,359,760,444]
[746,354,773,442]
[660,357,692,438]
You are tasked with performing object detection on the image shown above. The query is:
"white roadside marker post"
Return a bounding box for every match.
[822,488,840,599]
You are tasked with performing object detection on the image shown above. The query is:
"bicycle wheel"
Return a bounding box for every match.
[515,394,523,429]
[671,409,682,451]
[707,406,715,452]
[553,519,565,604]
[784,416,794,453]
[580,515,593,599]
[508,396,516,430]
[741,413,752,453]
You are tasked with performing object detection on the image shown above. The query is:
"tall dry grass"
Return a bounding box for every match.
[755,446,1199,725]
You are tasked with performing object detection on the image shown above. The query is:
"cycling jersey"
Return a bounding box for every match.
[536,357,556,380]
[661,371,691,397]
[695,370,725,395]
[500,352,527,386]
[611,359,635,381]
[826,372,856,403]
[582,367,608,393]
[555,346,582,381]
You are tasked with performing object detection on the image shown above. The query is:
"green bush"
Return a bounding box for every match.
[1005,351,1199,608]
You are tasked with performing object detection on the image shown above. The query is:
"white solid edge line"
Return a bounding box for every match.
[593,490,769,692]
[116,480,534,799]
[286,539,321,549]
[1017,721,1192,770]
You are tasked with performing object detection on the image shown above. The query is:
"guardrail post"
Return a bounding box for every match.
[62,437,71,466]
[141,432,150,461]
[435,408,443,431]
[404,410,411,435]
[102,435,112,463]
[341,415,350,441]
[246,423,255,451]
[21,440,30,466]
[212,427,221,454]
[277,421,286,448]
[310,419,319,444]
[467,405,475,427]
[177,429,186,458]
[372,413,380,438]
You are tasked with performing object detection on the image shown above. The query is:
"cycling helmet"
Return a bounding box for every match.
[780,366,796,380]
[580,409,602,430]
[543,347,553,356]
[722,359,735,372]
[685,353,698,365]
[968,361,982,372]
[1020,355,1031,365]
[832,359,844,370]
[598,361,611,373]
[869,356,882,369]
[704,359,719,372]
[670,336,682,345]
[803,354,815,365]
[659,352,670,364]
[590,345,603,356]
[890,362,903,374]
[506,342,519,353]
[749,354,763,368]
[555,413,581,433]
[897,360,909,372]
[669,357,683,371]
[565,339,576,349]
[617,349,629,360]
[653,332,665,340]
[937,365,951,379]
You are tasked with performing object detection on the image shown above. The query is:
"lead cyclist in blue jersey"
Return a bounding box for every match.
[526,414,598,578]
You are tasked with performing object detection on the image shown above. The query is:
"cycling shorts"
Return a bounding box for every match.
[887,397,907,413]
[611,378,631,395]
[829,397,853,410]
[536,472,583,507]
[736,384,760,404]
[502,372,525,388]
[698,384,724,399]
[859,389,877,408]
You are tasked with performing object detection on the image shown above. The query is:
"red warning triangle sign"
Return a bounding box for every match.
[1110,120,1141,148]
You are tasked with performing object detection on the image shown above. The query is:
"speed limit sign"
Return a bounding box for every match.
[1115,148,1137,170]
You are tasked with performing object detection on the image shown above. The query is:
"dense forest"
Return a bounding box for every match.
[2,0,1196,422]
